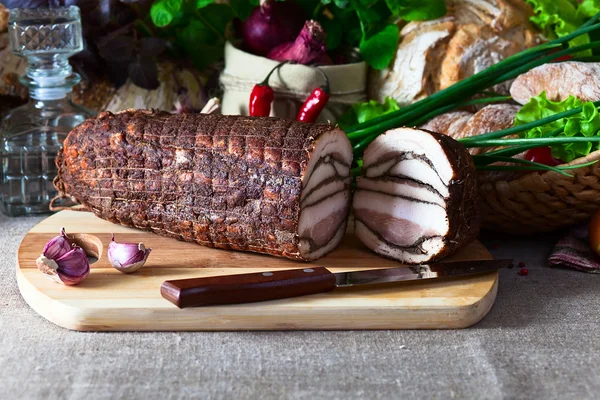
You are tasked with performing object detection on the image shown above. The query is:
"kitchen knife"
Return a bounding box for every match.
[160,259,512,308]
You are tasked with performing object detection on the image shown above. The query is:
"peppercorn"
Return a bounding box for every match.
[519,268,529,276]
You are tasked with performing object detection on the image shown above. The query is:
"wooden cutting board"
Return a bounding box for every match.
[16,210,498,331]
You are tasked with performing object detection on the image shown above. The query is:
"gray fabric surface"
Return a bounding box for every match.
[1,214,599,400]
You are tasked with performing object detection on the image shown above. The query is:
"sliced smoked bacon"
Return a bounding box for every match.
[353,128,480,264]
[55,110,353,261]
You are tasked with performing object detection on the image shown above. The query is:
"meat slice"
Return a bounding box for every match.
[368,18,455,105]
[353,128,480,264]
[510,62,600,105]
[55,110,353,261]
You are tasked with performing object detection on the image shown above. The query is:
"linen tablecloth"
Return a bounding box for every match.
[1,214,599,399]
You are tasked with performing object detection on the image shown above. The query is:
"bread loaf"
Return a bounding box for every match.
[510,62,600,105]
[420,103,525,183]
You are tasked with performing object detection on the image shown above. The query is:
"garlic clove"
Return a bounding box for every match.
[35,255,60,282]
[53,246,90,286]
[108,235,152,274]
[41,227,72,260]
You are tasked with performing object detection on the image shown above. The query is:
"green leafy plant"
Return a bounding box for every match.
[148,0,252,71]
[514,92,600,162]
[316,0,446,69]
[146,0,447,74]
[338,96,400,129]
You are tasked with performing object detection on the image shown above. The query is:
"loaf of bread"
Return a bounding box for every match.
[510,62,600,105]
[420,103,524,183]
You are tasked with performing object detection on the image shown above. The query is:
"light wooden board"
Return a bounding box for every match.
[16,210,498,331]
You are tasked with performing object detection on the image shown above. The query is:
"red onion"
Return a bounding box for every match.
[242,0,306,57]
[267,20,327,65]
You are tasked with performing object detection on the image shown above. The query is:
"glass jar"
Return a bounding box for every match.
[0,6,95,217]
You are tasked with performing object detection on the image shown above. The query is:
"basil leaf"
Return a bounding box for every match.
[359,24,399,69]
[150,0,182,27]
[321,18,343,50]
[176,18,223,70]
[196,0,214,9]
[139,37,167,58]
[197,4,235,35]
[98,36,135,63]
[229,0,254,20]
[385,0,446,20]
[323,0,350,8]
[354,2,383,36]
[128,57,160,90]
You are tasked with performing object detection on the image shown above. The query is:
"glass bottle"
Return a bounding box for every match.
[0,6,95,217]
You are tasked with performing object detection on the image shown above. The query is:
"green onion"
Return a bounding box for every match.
[463,136,600,148]
[344,12,600,157]
[346,42,560,137]
[410,96,512,127]
[458,102,600,144]
[476,160,598,178]
[479,127,565,158]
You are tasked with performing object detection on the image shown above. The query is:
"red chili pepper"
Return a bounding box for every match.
[296,67,330,123]
[249,61,287,117]
[524,146,562,167]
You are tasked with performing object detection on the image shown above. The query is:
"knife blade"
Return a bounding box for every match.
[161,259,512,308]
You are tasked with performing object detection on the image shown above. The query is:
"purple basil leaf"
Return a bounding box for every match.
[106,60,131,88]
[139,37,166,57]
[128,57,160,90]
[70,41,105,80]
[1,0,49,7]
[98,35,135,63]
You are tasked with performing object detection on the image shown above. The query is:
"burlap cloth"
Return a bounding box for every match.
[220,42,367,123]
[1,214,600,399]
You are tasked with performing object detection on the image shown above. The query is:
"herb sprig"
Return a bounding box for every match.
[315,0,446,69]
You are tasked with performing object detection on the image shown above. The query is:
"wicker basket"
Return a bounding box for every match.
[479,149,600,234]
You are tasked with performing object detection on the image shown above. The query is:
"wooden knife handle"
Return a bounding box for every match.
[161,267,337,308]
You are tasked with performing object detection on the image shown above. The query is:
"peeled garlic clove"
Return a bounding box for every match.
[52,246,90,286]
[41,227,71,260]
[108,235,152,273]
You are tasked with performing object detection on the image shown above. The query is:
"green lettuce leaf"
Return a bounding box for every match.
[525,0,591,55]
[338,96,400,129]
[578,0,600,19]
[515,92,600,162]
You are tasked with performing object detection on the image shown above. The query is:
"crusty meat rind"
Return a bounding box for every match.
[428,130,481,260]
[353,128,481,263]
[55,110,353,261]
